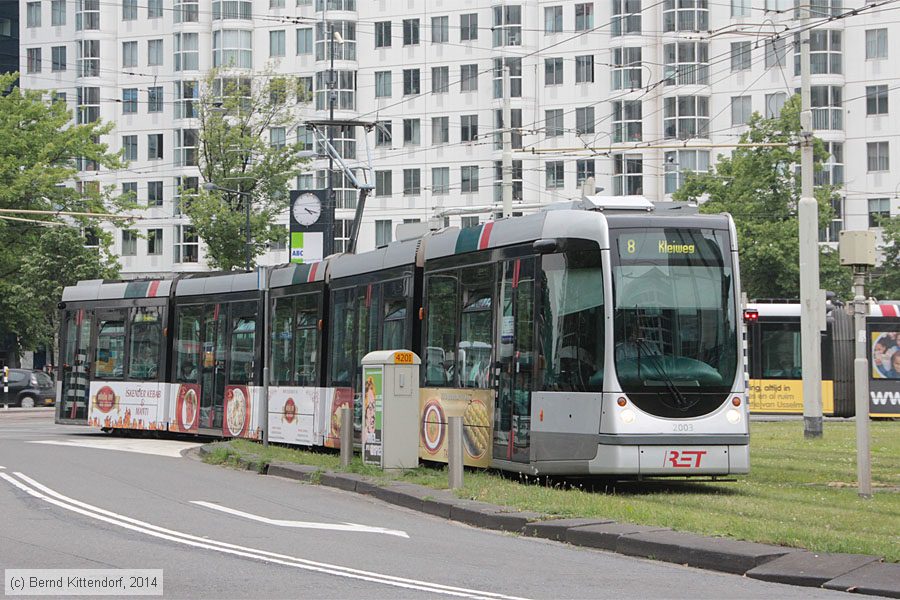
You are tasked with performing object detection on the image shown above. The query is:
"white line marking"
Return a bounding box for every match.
[1,472,528,600]
[28,439,200,458]
[190,501,409,538]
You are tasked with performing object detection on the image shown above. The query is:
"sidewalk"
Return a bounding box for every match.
[195,443,900,599]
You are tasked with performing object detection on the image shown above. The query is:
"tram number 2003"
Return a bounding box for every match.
[672,423,694,432]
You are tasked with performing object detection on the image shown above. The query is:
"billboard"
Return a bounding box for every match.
[419,388,494,468]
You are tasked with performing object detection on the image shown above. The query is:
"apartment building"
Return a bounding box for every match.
[19,0,900,276]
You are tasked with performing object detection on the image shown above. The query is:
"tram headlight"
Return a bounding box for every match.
[725,408,742,424]
[620,409,636,424]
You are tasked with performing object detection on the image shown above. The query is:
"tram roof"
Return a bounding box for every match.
[174,271,259,297]
[327,237,422,281]
[62,279,172,302]
[269,261,326,289]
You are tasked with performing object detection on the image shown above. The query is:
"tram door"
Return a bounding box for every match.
[58,309,93,423]
[494,258,535,463]
[199,304,227,431]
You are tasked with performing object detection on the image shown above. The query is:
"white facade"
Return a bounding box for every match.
[19,0,900,277]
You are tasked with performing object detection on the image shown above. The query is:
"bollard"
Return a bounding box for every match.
[340,406,352,468]
[448,415,464,489]
[262,366,270,448]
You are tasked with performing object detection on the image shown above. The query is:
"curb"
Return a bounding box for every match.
[198,444,896,597]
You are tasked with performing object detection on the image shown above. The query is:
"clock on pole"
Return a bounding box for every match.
[289,189,332,264]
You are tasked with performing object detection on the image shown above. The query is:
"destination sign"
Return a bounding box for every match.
[616,229,726,264]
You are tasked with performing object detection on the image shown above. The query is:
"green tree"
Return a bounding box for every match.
[868,216,900,299]
[0,73,126,357]
[187,71,310,270]
[673,95,851,300]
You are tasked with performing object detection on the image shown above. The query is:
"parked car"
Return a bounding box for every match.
[1,369,56,408]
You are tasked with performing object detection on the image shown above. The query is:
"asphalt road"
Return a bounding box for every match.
[0,409,854,599]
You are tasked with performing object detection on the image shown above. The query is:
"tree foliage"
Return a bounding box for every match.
[868,217,900,300]
[673,95,851,300]
[187,71,311,270]
[0,73,124,357]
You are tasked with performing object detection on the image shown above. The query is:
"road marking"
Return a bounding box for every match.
[28,438,201,458]
[191,501,409,538]
[1,472,528,600]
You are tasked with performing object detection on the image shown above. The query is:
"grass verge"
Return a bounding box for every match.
[203,421,899,561]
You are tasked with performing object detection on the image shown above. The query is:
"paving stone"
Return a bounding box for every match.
[746,551,881,588]
[522,518,616,541]
[566,523,670,552]
[266,461,319,482]
[823,561,900,598]
[616,530,796,574]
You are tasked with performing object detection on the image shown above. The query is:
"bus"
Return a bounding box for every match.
[746,301,900,417]
[57,198,749,476]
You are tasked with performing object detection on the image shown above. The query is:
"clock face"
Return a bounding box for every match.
[292,192,322,226]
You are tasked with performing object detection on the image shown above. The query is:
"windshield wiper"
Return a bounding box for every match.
[635,338,693,412]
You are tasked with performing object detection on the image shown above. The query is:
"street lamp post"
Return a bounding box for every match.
[203,182,252,272]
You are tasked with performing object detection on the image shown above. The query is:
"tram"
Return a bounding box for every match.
[56,197,749,476]
[745,301,900,417]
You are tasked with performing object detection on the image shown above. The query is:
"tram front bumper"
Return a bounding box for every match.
[589,442,750,476]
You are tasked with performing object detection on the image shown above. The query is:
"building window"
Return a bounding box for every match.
[866,85,888,116]
[461,216,480,228]
[77,40,99,77]
[403,119,420,146]
[122,182,137,202]
[375,170,392,196]
[432,16,449,43]
[492,4,522,47]
[52,0,66,26]
[375,121,392,147]
[270,30,286,57]
[27,2,41,27]
[810,85,842,130]
[213,30,253,68]
[805,0,842,17]
[175,0,198,23]
[315,21,356,60]
[212,0,251,19]
[493,109,523,149]
[664,42,709,85]
[575,107,595,134]
[664,0,708,32]
[315,70,355,110]
[461,166,479,193]
[403,169,421,195]
[460,13,478,41]
[174,32,199,71]
[461,115,479,142]
[613,154,643,195]
[147,39,163,66]
[375,220,392,247]
[403,69,421,95]
[732,0,750,16]
[815,141,843,186]
[270,127,286,148]
[296,28,313,54]
[148,0,162,18]
[493,160,523,202]
[52,92,67,105]
[122,230,137,256]
[432,167,450,195]
[575,3,594,30]
[576,55,594,83]
[122,88,138,113]
[375,71,391,98]
[76,0,100,30]
[147,133,163,160]
[296,76,313,103]
[545,57,564,85]
[612,100,642,142]
[576,159,595,185]
[664,96,709,139]
[866,29,887,59]
[664,150,709,193]
[612,47,642,90]
[122,0,137,20]
[26,48,42,74]
[731,41,751,71]
[867,142,889,172]
[765,38,786,68]
[794,30,841,75]
[493,57,522,98]
[868,198,890,227]
[403,19,420,45]
[148,181,163,207]
[545,109,564,137]
[296,125,314,152]
[76,87,100,124]
[122,41,138,68]
[122,135,138,161]
[461,64,478,92]
[432,66,449,94]
[546,161,565,189]
[545,6,563,33]
[51,46,67,72]
[333,219,351,254]
[612,0,641,35]
[174,176,198,216]
[174,225,198,263]
[375,21,391,48]
[174,81,197,119]
[432,117,449,145]
[731,95,752,125]
[765,92,787,118]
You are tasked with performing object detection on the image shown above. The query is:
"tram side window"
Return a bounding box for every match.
[175,306,201,382]
[94,313,126,379]
[294,294,319,386]
[330,288,355,386]
[424,272,458,386]
[128,307,163,380]
[760,324,802,379]
[271,297,294,385]
[229,302,257,385]
[459,263,494,388]
[357,283,381,368]
[539,245,605,392]
[383,277,408,350]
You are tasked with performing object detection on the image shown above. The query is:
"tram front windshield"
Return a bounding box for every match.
[611,228,737,417]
